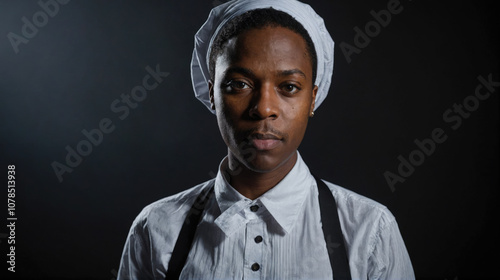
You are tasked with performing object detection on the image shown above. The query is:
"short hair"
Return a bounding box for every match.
[208,8,318,83]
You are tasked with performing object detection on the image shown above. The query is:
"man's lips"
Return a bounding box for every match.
[249,132,282,150]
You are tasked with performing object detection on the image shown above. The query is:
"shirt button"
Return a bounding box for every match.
[250,205,259,212]
[254,235,263,243]
[251,263,260,271]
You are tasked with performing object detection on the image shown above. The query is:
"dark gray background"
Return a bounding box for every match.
[1,0,498,279]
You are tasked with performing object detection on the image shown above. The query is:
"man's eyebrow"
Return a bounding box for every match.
[223,67,256,78]
[277,69,306,78]
[223,67,307,79]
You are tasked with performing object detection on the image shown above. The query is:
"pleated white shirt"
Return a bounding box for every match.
[118,152,415,279]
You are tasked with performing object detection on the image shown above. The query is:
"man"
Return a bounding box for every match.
[118,0,415,279]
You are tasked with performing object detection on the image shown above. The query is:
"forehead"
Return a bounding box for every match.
[217,26,312,76]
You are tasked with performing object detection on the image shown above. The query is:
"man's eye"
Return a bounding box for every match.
[227,80,250,90]
[281,84,300,94]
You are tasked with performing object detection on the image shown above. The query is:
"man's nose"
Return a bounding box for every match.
[248,83,280,120]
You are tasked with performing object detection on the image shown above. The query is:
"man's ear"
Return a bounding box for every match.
[208,80,215,110]
[310,85,318,116]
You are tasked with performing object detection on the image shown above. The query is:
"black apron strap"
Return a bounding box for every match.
[166,176,351,280]
[313,174,352,280]
[164,182,214,280]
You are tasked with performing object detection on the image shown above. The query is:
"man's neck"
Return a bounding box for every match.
[226,151,298,200]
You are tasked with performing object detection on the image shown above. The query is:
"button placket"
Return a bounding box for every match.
[243,213,265,279]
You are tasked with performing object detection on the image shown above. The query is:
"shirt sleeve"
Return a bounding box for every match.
[117,215,155,280]
[368,218,415,280]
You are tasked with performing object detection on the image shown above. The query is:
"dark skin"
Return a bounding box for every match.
[209,26,318,200]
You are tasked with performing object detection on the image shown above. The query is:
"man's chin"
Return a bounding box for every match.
[244,159,281,174]
[238,152,296,174]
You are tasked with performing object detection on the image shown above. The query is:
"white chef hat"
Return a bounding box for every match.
[191,0,334,113]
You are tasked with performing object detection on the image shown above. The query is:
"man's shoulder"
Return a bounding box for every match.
[131,179,215,230]
[321,179,396,229]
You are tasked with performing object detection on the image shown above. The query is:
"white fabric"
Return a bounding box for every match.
[118,152,415,280]
[191,0,335,113]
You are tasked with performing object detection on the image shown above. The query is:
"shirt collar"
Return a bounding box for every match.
[213,151,315,236]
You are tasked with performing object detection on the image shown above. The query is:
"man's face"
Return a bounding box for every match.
[210,26,318,173]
